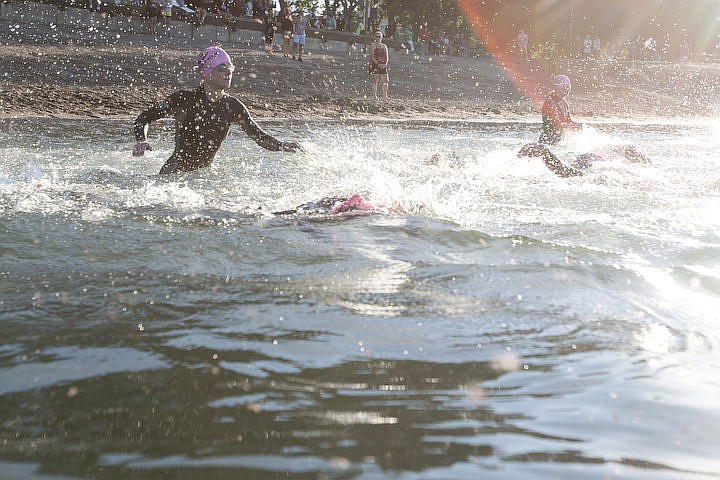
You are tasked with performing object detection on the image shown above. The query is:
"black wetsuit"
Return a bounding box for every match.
[272,197,348,216]
[517,143,583,178]
[519,143,648,178]
[134,86,283,174]
[538,94,577,145]
[542,150,584,177]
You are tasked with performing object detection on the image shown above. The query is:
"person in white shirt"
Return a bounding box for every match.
[292,11,307,61]
[517,30,528,59]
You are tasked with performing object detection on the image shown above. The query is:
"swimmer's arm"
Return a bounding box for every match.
[564,114,582,130]
[236,101,304,152]
[133,98,176,142]
[561,99,582,130]
[542,151,583,178]
[368,49,377,65]
[132,95,179,156]
[541,99,559,127]
[132,108,161,157]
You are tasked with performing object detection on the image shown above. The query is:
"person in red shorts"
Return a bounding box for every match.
[369,31,390,100]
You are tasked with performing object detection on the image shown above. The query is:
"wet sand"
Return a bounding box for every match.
[1,11,720,121]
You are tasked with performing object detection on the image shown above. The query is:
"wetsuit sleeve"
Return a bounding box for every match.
[542,149,583,178]
[133,92,183,142]
[563,100,581,129]
[539,99,560,145]
[554,98,580,129]
[542,98,561,128]
[232,99,284,151]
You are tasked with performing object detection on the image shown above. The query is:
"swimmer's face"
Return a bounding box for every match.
[208,62,234,89]
[553,83,571,97]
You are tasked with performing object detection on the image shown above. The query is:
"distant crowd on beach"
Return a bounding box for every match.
[7,0,704,65]
[23,0,477,59]
[516,28,696,64]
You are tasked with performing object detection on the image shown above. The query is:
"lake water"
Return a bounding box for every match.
[1,117,719,479]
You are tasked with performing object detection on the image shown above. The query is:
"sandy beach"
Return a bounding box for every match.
[2,8,720,122]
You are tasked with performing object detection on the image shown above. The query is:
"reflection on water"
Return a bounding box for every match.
[1,118,720,479]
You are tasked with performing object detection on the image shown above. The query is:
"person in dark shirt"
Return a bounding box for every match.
[278,6,293,58]
[133,45,303,174]
[538,74,582,145]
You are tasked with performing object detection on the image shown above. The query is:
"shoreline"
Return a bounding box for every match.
[2,9,720,123]
[5,112,717,126]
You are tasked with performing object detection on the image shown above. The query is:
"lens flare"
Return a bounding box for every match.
[456,0,547,108]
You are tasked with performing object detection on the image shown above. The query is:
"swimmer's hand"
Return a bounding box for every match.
[281,141,305,153]
[133,141,152,157]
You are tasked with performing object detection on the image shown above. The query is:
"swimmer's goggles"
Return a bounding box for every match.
[213,63,235,74]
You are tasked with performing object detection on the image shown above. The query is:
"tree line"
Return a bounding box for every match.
[275,0,720,56]
[277,0,466,36]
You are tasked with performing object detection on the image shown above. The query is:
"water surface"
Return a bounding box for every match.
[1,117,719,479]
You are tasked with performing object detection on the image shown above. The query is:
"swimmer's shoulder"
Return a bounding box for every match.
[164,88,202,108]
[223,93,246,108]
[223,94,252,117]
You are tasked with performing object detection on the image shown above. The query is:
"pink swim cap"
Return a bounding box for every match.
[330,194,376,214]
[197,46,232,78]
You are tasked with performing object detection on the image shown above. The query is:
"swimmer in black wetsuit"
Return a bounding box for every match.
[539,74,582,145]
[518,143,650,178]
[272,194,378,216]
[132,45,304,174]
[518,143,584,177]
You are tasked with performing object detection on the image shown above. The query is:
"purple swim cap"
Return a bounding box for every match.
[197,46,232,78]
[551,74,571,96]
[552,74,571,88]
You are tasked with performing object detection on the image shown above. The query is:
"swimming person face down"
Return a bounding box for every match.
[132,45,303,174]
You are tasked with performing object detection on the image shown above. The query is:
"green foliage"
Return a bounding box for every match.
[284,0,319,13]
[281,0,359,16]
[381,0,465,34]
[279,0,463,28]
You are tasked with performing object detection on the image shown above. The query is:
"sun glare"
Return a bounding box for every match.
[456,0,720,108]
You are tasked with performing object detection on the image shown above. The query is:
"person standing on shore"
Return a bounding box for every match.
[144,0,161,34]
[291,10,307,61]
[260,0,275,54]
[326,12,336,30]
[278,6,293,58]
[369,31,390,100]
[132,46,304,174]
[538,74,581,145]
[517,29,528,59]
[194,0,209,27]
[159,0,172,29]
